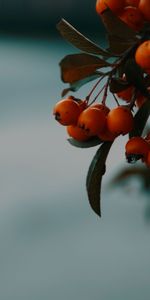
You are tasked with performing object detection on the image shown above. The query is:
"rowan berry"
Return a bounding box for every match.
[107,106,134,135]
[77,99,88,113]
[135,40,150,71]
[53,97,81,126]
[125,136,150,162]
[116,86,134,102]
[67,125,89,141]
[125,0,140,7]
[139,0,150,22]
[98,124,117,141]
[78,107,106,136]
[135,94,146,108]
[96,0,125,14]
[91,103,110,115]
[119,6,144,31]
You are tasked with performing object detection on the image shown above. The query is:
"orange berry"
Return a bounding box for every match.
[139,0,150,22]
[135,40,150,70]
[91,103,110,115]
[98,124,117,141]
[145,69,150,75]
[107,106,134,135]
[119,6,144,31]
[78,107,106,136]
[96,0,125,14]
[135,94,146,108]
[125,0,140,7]
[53,97,80,126]
[125,136,150,162]
[116,86,134,102]
[67,125,89,141]
[78,99,88,113]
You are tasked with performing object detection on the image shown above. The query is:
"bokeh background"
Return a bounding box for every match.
[1,1,150,300]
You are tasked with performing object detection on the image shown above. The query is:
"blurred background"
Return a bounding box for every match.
[1,1,150,300]
[0,0,105,35]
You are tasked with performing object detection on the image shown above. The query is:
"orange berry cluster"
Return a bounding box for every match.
[54,1,150,173]
[53,90,150,170]
[54,0,150,216]
[96,0,150,32]
[53,96,134,142]
[96,0,150,77]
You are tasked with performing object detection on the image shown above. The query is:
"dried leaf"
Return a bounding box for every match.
[67,137,102,148]
[60,53,110,83]
[86,142,113,216]
[57,19,112,57]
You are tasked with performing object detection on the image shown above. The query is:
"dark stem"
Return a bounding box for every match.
[128,87,138,111]
[86,75,106,103]
[112,93,120,106]
[88,84,106,106]
[102,76,111,105]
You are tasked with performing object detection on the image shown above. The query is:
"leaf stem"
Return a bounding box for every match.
[88,84,107,106]
[86,75,106,102]
[102,75,111,105]
[128,87,137,111]
[112,93,120,106]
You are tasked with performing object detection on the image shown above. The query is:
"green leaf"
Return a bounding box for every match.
[61,73,102,97]
[86,141,113,216]
[57,19,112,57]
[67,137,102,148]
[130,99,150,138]
[60,53,110,83]
[109,77,130,93]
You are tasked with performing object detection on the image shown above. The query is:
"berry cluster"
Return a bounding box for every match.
[96,0,150,74]
[96,0,150,32]
[53,92,150,168]
[53,0,150,215]
[53,96,134,142]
